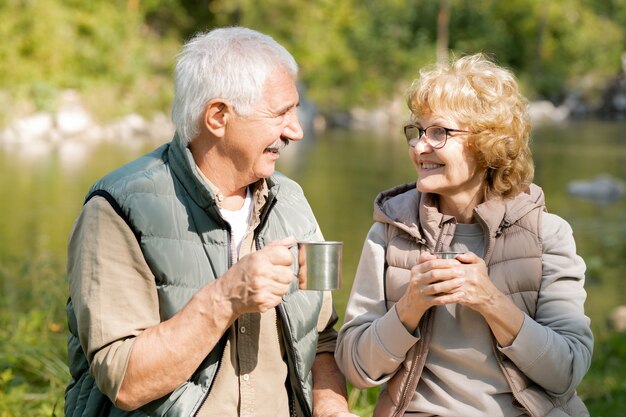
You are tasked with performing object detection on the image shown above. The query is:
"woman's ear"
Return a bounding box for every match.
[203,99,229,137]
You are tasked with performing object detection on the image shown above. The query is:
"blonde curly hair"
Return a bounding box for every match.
[407,53,534,199]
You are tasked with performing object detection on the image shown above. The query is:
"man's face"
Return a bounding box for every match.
[225,69,303,184]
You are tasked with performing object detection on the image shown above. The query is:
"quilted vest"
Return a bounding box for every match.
[371,183,588,417]
[65,134,324,417]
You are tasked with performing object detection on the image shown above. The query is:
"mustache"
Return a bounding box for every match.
[266,138,290,151]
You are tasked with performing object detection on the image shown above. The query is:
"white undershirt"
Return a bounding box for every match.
[219,187,253,255]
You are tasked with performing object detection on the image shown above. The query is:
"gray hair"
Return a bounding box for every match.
[171,27,299,145]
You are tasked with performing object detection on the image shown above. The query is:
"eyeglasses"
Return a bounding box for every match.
[403,124,471,149]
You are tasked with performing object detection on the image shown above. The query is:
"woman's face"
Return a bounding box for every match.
[409,114,485,206]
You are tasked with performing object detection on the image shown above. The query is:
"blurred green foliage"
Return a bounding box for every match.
[0,254,67,416]
[0,0,625,125]
[0,0,179,124]
[578,331,626,416]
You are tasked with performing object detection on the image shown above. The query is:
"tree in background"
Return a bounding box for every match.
[437,0,450,65]
[0,0,624,122]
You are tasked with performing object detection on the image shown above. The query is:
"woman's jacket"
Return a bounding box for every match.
[335,182,593,417]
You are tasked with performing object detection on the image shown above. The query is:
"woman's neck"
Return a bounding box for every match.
[438,191,484,224]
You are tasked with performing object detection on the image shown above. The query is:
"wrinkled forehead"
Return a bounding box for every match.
[257,68,299,107]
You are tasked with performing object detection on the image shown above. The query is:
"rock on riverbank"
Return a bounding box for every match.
[0,90,174,161]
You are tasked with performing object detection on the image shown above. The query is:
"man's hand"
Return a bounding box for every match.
[217,237,297,314]
[116,237,299,409]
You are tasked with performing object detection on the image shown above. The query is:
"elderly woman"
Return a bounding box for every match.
[335,54,593,417]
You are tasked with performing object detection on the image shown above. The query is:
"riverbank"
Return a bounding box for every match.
[0,90,174,162]
[0,86,615,160]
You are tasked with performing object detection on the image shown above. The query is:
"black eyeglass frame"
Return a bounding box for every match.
[403,124,471,149]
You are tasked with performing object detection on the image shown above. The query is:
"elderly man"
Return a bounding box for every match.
[65,27,356,417]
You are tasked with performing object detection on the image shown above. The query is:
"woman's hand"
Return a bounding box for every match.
[448,252,500,313]
[453,252,525,347]
[395,251,524,345]
[395,251,466,332]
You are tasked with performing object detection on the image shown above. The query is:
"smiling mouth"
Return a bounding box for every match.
[265,139,289,154]
[421,163,444,170]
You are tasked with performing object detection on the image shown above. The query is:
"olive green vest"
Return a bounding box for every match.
[65,135,324,417]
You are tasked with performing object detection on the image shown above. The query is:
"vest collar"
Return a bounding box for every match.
[373,182,546,247]
[168,132,279,215]
[373,182,455,248]
[473,183,546,238]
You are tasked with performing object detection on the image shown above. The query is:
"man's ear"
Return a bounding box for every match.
[203,99,229,137]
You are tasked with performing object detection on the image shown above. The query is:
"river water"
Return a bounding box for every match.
[0,121,624,332]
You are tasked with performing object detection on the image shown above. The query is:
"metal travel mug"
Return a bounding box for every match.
[297,241,342,290]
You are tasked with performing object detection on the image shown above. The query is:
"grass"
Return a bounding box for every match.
[0,310,66,417]
[579,330,626,416]
[0,253,67,417]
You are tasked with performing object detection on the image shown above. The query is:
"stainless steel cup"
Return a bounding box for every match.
[297,241,342,290]
[432,251,464,259]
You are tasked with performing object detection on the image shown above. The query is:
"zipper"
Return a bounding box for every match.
[434,220,452,252]
[288,383,297,417]
[192,219,233,416]
[392,220,444,415]
[391,308,433,417]
[254,183,303,414]
[479,211,532,414]
[192,337,228,416]
[474,214,494,263]
[391,347,420,416]
[491,339,536,417]
[254,191,302,414]
[256,190,277,239]
[434,223,446,252]
[277,302,312,417]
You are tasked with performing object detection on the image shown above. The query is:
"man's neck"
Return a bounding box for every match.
[189,136,251,210]
[220,188,248,211]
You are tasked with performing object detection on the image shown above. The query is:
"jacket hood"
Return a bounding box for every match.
[373,181,546,247]
[374,182,424,239]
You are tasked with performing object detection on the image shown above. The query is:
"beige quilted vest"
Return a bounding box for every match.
[372,185,588,417]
